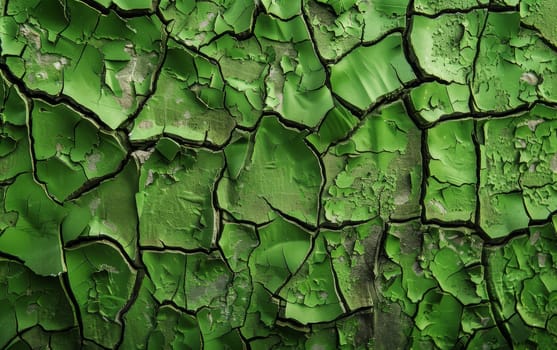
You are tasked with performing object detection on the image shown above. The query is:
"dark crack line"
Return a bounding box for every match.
[117,29,170,133]
[482,246,514,347]
[0,251,25,264]
[1,324,78,350]
[60,270,85,347]
[410,3,515,19]
[280,305,374,328]
[140,245,219,256]
[330,28,405,66]
[327,248,350,313]
[64,235,138,269]
[83,337,112,350]
[519,22,557,53]
[79,0,157,18]
[201,2,261,48]
[404,0,428,81]
[473,119,485,239]
[261,197,318,232]
[416,106,431,225]
[115,269,145,349]
[64,155,131,202]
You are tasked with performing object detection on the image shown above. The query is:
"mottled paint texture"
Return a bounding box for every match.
[0,0,557,349]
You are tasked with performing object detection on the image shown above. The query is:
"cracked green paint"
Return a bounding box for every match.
[331,33,416,110]
[32,100,127,202]
[411,10,486,85]
[414,0,489,14]
[129,39,235,146]
[381,222,496,348]
[1,0,557,349]
[0,259,77,347]
[487,223,557,346]
[279,234,344,324]
[322,101,422,223]
[217,116,322,225]
[323,219,383,310]
[0,173,66,276]
[3,1,165,129]
[61,159,140,270]
[478,104,557,238]
[137,144,223,250]
[472,12,557,111]
[425,119,477,222]
[410,81,470,124]
[65,241,136,348]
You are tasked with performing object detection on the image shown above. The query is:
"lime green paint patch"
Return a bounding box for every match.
[322,101,422,223]
[217,116,322,225]
[410,81,470,124]
[411,10,486,84]
[0,174,66,276]
[137,145,223,250]
[65,241,136,348]
[331,33,416,110]
[32,100,126,201]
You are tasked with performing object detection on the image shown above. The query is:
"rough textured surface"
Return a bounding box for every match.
[1,0,557,348]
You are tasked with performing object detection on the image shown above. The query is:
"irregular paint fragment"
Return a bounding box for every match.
[32,100,127,201]
[425,119,477,222]
[520,0,557,47]
[472,12,557,111]
[217,116,322,225]
[279,234,344,324]
[306,101,360,153]
[159,0,255,48]
[255,14,334,127]
[322,101,422,223]
[129,39,235,146]
[479,105,557,237]
[331,33,416,110]
[2,1,165,129]
[303,0,364,61]
[414,0,489,15]
[323,219,383,310]
[137,144,223,250]
[65,241,136,348]
[379,221,496,348]
[411,10,487,84]
[0,260,77,348]
[63,160,140,262]
[0,174,67,276]
[200,35,267,128]
[487,223,557,347]
[410,81,471,124]
[249,216,313,293]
